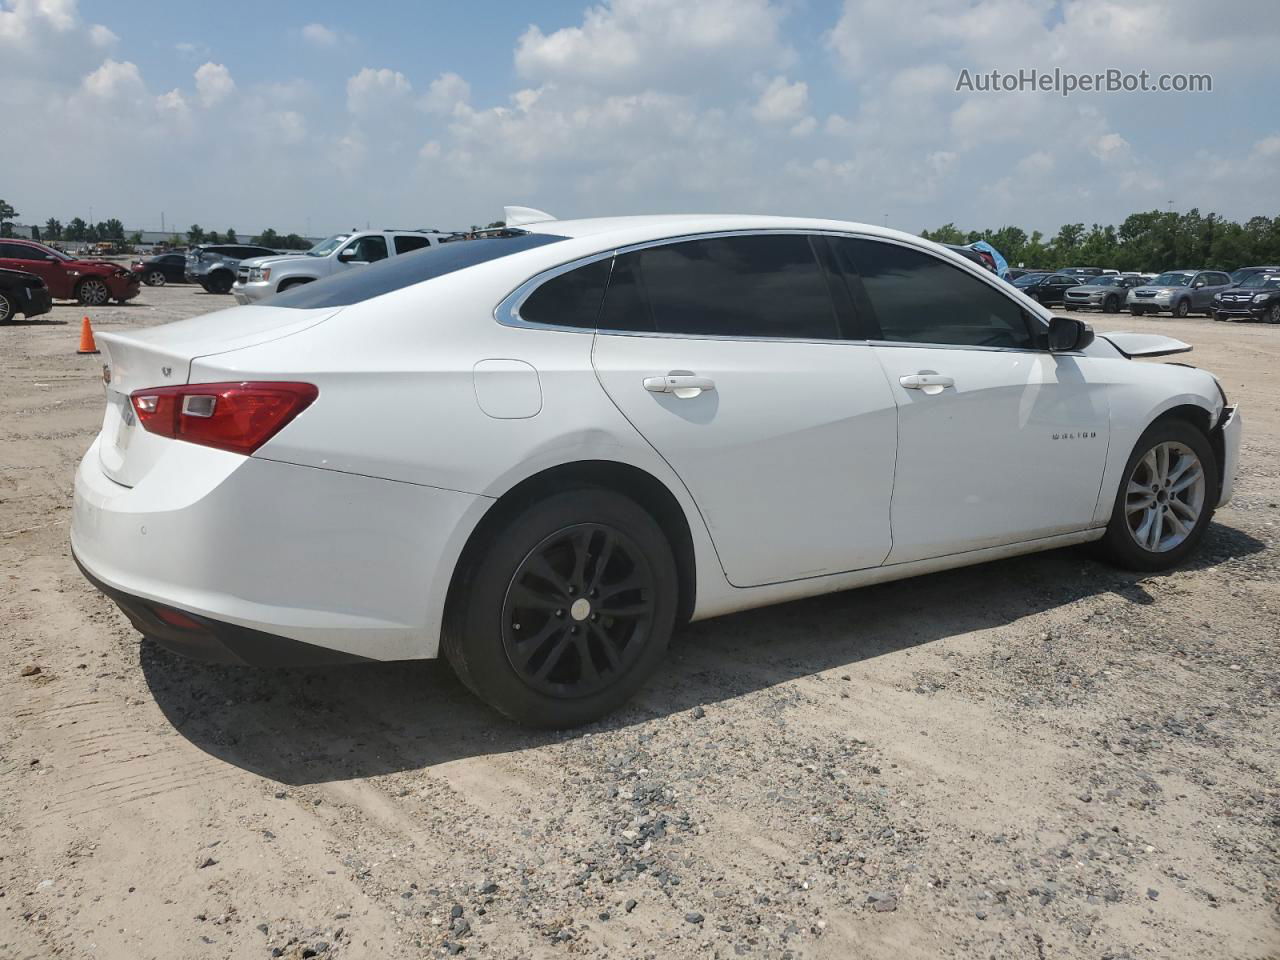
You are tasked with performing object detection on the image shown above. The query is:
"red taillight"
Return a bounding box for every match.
[153,606,203,630]
[130,381,318,455]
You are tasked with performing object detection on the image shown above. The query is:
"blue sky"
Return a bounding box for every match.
[3,0,1277,238]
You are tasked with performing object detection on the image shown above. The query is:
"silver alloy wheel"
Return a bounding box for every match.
[79,278,109,306]
[1125,441,1206,552]
[146,270,166,286]
[0,291,12,322]
[1269,304,1280,325]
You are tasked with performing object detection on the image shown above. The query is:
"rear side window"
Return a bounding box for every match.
[394,235,433,255]
[268,232,565,309]
[1,243,42,261]
[600,234,839,340]
[519,258,612,328]
[834,238,1033,349]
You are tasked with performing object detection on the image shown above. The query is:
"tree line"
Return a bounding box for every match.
[0,198,312,250]
[922,209,1280,272]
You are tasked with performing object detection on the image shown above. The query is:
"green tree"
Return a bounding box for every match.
[225,228,238,242]
[253,227,281,246]
[129,231,143,246]
[206,230,222,244]
[65,217,88,242]
[104,218,125,240]
[920,223,968,244]
[281,233,308,249]
[187,224,205,244]
[44,218,62,240]
[31,225,41,241]
[0,198,18,237]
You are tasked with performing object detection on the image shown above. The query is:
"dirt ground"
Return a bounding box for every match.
[1,285,1277,960]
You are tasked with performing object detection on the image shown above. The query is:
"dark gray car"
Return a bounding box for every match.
[1062,275,1147,313]
[1126,269,1233,317]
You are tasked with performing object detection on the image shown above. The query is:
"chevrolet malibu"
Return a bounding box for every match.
[71,215,1243,727]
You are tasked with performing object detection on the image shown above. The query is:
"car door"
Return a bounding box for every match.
[1045,274,1076,305]
[0,242,65,296]
[590,233,898,588]
[830,236,1110,565]
[337,235,388,272]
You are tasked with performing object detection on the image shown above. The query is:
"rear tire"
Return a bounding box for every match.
[1095,418,1217,572]
[1267,304,1280,325]
[442,489,678,727]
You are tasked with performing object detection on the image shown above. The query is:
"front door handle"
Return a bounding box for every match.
[899,374,954,395]
[643,374,716,399]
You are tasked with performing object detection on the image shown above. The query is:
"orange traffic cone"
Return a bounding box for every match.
[77,316,99,355]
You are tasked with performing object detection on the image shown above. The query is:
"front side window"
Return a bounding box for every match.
[834,237,1035,349]
[600,234,839,340]
[345,236,388,263]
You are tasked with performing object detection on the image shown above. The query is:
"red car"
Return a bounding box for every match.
[0,238,140,306]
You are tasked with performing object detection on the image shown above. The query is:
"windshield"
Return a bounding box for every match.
[1013,274,1045,286]
[1239,273,1280,289]
[1150,272,1191,287]
[1089,276,1121,287]
[270,232,566,309]
[307,234,351,256]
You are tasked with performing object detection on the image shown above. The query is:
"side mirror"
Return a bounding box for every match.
[337,248,356,261]
[1192,280,1205,288]
[1048,315,1094,352]
[45,254,58,261]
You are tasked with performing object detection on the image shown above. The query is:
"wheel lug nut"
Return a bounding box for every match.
[555,609,564,618]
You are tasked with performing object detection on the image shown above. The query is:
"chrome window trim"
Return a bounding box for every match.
[493,227,1050,350]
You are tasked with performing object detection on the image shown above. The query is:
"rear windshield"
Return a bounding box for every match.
[267,232,566,309]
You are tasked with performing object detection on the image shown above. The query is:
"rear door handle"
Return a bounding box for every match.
[899,374,954,395]
[643,374,716,399]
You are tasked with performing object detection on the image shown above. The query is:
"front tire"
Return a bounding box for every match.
[1104,295,1120,313]
[443,489,678,727]
[1129,306,1144,316]
[0,291,14,323]
[76,277,110,306]
[207,271,234,294]
[1096,418,1218,572]
[1267,304,1280,325]
[1174,299,1190,318]
[144,270,166,286]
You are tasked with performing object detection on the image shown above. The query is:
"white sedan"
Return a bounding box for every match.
[71,214,1242,726]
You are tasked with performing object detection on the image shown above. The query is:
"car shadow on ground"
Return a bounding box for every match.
[141,521,1266,786]
[4,318,68,325]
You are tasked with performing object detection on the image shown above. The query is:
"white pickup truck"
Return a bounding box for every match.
[232,228,449,304]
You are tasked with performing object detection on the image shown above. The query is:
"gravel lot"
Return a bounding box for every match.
[1,286,1277,960]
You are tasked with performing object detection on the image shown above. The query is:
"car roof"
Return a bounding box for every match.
[522,214,942,249]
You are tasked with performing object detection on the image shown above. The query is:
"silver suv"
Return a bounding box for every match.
[232,229,448,304]
[1126,269,1233,318]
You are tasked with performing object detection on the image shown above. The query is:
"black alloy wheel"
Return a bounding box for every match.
[501,523,656,699]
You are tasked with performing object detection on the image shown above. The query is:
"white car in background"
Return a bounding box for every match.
[72,213,1242,726]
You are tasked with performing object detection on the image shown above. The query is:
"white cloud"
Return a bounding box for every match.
[87,22,115,47]
[753,75,807,124]
[82,58,144,100]
[515,0,791,89]
[194,61,234,107]
[346,66,411,113]
[301,22,339,47]
[422,71,469,115]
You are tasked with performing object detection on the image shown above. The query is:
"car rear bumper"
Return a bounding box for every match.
[71,436,486,662]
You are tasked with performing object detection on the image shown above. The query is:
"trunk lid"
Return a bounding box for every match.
[96,303,340,487]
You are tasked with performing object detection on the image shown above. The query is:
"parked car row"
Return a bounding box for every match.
[0,267,53,323]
